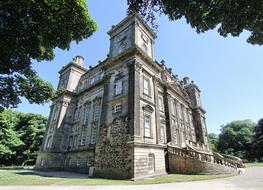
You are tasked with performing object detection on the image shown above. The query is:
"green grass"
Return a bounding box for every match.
[244,162,263,168]
[0,169,235,186]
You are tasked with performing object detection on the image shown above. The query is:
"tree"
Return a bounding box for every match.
[217,120,255,160]
[208,133,218,152]
[0,110,47,166]
[0,0,97,110]
[127,0,263,45]
[0,110,24,165]
[252,118,263,161]
[14,113,47,165]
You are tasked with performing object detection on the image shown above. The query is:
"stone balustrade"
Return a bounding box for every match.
[167,145,243,170]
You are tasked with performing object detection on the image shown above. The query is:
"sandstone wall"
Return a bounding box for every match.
[35,152,64,171]
[133,145,166,179]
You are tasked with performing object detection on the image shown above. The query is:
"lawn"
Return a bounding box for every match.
[244,162,263,168]
[0,168,235,186]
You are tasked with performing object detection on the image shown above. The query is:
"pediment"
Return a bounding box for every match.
[142,104,154,113]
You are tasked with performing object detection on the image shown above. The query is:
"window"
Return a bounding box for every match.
[177,103,182,120]
[160,125,165,143]
[115,80,123,95]
[201,117,206,130]
[79,106,82,119]
[141,33,149,44]
[73,135,78,147]
[76,158,81,166]
[60,75,67,88]
[80,127,87,146]
[144,114,151,137]
[82,106,86,124]
[90,126,97,144]
[143,78,150,96]
[142,43,148,53]
[40,159,45,166]
[172,100,177,115]
[114,104,122,113]
[89,77,95,85]
[83,104,90,125]
[46,136,52,148]
[148,153,155,173]
[174,129,179,144]
[94,73,100,82]
[196,93,201,106]
[68,136,73,148]
[68,158,73,166]
[86,157,91,166]
[84,79,89,88]
[183,109,188,123]
[93,101,101,122]
[118,41,127,54]
[52,106,58,121]
[158,96,164,111]
[172,119,176,126]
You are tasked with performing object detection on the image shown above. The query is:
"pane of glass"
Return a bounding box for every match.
[144,115,151,137]
[144,79,149,95]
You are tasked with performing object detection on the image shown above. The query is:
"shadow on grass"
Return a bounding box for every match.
[15,171,54,178]
[13,169,90,179]
[0,167,31,170]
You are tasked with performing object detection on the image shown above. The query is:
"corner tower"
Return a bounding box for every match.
[108,13,156,60]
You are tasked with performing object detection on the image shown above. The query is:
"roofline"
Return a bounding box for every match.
[58,62,88,74]
[107,12,157,38]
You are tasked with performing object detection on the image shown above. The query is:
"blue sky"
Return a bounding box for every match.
[15,0,263,134]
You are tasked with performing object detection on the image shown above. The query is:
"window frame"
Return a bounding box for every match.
[90,125,97,145]
[115,80,123,96]
[76,157,81,166]
[144,114,151,138]
[93,102,101,122]
[114,104,123,113]
[160,125,165,144]
[143,78,150,96]
[148,153,155,174]
[158,95,164,111]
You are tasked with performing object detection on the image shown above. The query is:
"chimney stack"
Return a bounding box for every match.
[73,55,84,66]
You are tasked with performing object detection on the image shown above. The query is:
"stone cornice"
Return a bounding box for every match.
[76,78,105,97]
[193,106,206,114]
[127,141,166,149]
[164,83,191,105]
[58,62,88,74]
[107,12,156,39]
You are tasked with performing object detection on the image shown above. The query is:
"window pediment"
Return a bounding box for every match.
[143,105,154,113]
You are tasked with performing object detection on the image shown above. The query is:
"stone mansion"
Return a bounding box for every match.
[35,13,241,179]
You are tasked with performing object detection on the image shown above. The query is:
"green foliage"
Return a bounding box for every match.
[252,118,263,161]
[208,133,218,152]
[0,0,97,110]
[0,110,47,166]
[127,0,263,45]
[217,120,255,160]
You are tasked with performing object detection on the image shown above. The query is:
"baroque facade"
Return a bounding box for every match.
[36,13,240,179]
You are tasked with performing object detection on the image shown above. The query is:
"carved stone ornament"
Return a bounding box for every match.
[62,100,70,107]
[134,61,143,72]
[152,75,160,85]
[142,104,154,113]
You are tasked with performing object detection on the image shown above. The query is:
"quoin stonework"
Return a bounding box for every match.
[35,13,243,179]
